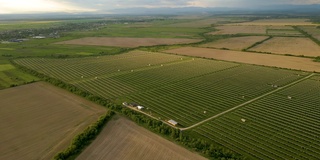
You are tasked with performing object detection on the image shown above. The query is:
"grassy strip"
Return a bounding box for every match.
[314,56,320,62]
[293,26,320,45]
[243,36,273,51]
[54,110,115,160]
[11,59,243,160]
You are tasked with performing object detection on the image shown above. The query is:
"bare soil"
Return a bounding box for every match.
[55,37,202,48]
[249,37,320,57]
[77,117,206,160]
[200,36,269,50]
[164,47,320,72]
[0,82,106,160]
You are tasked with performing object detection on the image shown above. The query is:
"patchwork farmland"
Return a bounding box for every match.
[55,37,202,48]
[200,36,269,50]
[15,51,308,126]
[165,47,320,72]
[13,49,320,159]
[249,37,320,57]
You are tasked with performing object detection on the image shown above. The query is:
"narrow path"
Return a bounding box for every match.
[180,73,315,131]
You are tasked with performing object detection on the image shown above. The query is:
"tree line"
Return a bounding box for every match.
[54,110,115,160]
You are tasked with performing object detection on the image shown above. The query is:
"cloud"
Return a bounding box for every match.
[0,0,95,14]
[0,0,319,14]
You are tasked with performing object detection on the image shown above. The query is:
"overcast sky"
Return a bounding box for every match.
[0,0,319,14]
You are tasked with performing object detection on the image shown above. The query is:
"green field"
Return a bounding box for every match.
[14,51,309,127]
[3,15,320,159]
[193,75,320,159]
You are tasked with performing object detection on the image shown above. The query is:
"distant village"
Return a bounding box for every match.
[0,18,156,44]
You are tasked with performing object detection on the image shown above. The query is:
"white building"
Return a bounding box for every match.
[137,106,144,110]
[168,120,178,126]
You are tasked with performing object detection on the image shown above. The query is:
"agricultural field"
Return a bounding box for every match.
[14,50,309,127]
[200,36,269,50]
[230,18,317,26]
[0,63,39,89]
[300,26,320,41]
[0,82,106,159]
[164,47,320,72]
[249,37,320,57]
[266,29,303,36]
[210,25,267,35]
[77,117,206,160]
[55,37,202,48]
[193,75,320,159]
[164,17,247,28]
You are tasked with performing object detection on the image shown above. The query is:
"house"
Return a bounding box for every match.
[168,120,178,126]
[137,106,144,110]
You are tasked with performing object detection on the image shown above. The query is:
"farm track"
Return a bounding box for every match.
[180,73,315,130]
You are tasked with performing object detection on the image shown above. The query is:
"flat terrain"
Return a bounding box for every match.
[77,117,206,160]
[14,51,307,127]
[55,37,202,48]
[195,76,320,159]
[267,29,303,36]
[230,18,316,26]
[249,37,320,57]
[0,82,106,160]
[300,26,320,41]
[164,47,320,72]
[210,25,266,35]
[200,36,269,50]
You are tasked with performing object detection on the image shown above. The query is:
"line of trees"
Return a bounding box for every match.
[54,110,115,160]
[11,60,243,160]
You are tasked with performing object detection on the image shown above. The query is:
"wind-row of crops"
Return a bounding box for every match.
[194,77,320,159]
[14,51,308,127]
[73,58,238,99]
[14,51,188,82]
[127,65,306,126]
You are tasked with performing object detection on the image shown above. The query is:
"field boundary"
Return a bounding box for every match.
[180,73,315,130]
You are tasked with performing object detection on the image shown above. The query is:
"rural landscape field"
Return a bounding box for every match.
[0,82,106,159]
[1,1,320,160]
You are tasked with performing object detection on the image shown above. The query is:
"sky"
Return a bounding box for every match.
[0,0,320,14]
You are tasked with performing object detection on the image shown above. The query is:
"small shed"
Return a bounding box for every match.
[168,120,178,126]
[241,119,246,123]
[137,106,144,110]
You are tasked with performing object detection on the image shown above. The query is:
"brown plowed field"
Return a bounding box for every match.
[77,117,206,160]
[164,47,320,72]
[249,37,320,57]
[200,36,269,50]
[0,82,106,160]
[55,37,202,48]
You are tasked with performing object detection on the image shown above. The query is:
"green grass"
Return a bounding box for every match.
[0,64,15,71]
[0,68,39,89]
[193,76,320,159]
